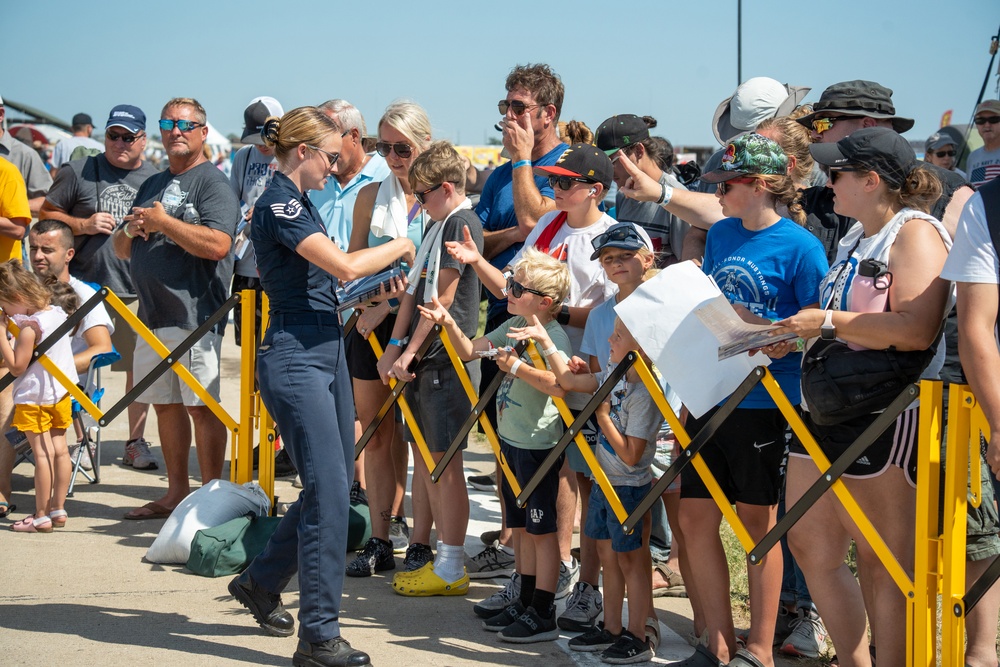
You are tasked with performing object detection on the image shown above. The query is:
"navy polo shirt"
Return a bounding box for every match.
[251,171,339,315]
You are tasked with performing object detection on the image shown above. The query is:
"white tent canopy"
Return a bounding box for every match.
[205,121,231,154]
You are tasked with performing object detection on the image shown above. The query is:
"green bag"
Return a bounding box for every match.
[347,501,371,551]
[186,513,281,577]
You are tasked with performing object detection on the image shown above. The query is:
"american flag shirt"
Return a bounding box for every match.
[968,146,1000,187]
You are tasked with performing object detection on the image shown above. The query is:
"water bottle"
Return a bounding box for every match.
[162,178,183,214]
[847,258,890,351]
[182,203,201,225]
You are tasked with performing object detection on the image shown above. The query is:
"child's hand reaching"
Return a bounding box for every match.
[416,296,456,327]
[566,356,590,374]
[507,315,552,349]
[444,225,482,265]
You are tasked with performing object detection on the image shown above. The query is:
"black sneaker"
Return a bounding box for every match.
[568,622,619,652]
[481,600,525,632]
[292,637,370,667]
[498,605,560,643]
[228,571,294,637]
[402,542,433,571]
[467,472,496,492]
[601,630,653,664]
[346,537,394,577]
[274,448,297,477]
[349,481,368,506]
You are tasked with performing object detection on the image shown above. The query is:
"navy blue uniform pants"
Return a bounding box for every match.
[246,315,354,643]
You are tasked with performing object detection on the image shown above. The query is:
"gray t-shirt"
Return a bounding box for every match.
[410,208,484,367]
[129,161,239,332]
[0,131,52,197]
[596,364,662,486]
[229,145,278,277]
[46,154,159,296]
[614,171,688,263]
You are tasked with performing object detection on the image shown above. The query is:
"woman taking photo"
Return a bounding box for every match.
[227,106,414,667]
[777,127,951,667]
[347,101,433,576]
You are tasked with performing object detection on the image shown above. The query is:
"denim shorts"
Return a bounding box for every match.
[585,481,651,552]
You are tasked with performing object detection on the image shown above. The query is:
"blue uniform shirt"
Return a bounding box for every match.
[251,171,339,315]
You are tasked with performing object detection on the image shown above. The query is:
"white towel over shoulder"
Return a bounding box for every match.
[369,177,409,240]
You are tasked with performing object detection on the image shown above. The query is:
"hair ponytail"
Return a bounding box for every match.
[896,165,942,214]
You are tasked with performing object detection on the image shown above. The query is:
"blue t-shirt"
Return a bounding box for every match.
[702,216,828,407]
[475,142,566,321]
[251,171,339,315]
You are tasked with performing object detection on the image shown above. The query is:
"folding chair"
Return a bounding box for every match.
[67,349,120,496]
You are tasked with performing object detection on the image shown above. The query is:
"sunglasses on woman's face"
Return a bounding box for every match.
[375,141,413,158]
[547,175,593,191]
[505,276,548,299]
[828,167,866,184]
[717,176,757,195]
[307,145,339,168]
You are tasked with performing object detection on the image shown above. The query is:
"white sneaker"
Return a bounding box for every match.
[123,438,157,470]
[389,516,410,554]
[555,557,580,600]
[69,443,93,471]
[292,475,303,488]
[557,581,603,631]
[780,608,828,658]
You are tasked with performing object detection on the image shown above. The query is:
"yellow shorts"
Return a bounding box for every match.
[11,396,73,433]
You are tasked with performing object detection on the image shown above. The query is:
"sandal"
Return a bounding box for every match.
[0,501,14,518]
[50,509,68,528]
[645,616,661,652]
[653,562,687,598]
[11,514,53,533]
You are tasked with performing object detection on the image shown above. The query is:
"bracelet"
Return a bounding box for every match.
[540,346,558,357]
[657,183,674,206]
[388,337,409,347]
[556,304,571,325]
[122,224,134,239]
[795,338,805,352]
[509,358,523,376]
[386,298,400,310]
[511,159,532,170]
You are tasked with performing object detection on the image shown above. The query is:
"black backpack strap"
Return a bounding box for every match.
[980,178,1000,322]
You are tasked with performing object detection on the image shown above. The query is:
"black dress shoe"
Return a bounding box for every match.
[228,572,294,637]
[293,637,371,666]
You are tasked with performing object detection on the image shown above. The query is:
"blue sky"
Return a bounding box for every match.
[4,0,998,149]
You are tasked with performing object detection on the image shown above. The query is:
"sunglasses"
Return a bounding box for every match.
[414,182,444,205]
[106,131,143,144]
[548,175,594,191]
[498,100,541,116]
[932,150,956,158]
[591,225,642,251]
[375,141,413,158]
[811,115,861,134]
[307,145,340,168]
[828,167,866,184]
[717,176,757,195]
[158,119,203,132]
[506,276,549,299]
[974,116,1000,125]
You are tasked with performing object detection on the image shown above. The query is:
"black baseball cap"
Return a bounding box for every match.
[594,115,649,155]
[810,127,917,189]
[533,143,613,190]
[72,113,93,126]
[241,96,284,145]
[796,80,914,134]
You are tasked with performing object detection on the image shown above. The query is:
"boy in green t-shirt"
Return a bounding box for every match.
[418,247,571,644]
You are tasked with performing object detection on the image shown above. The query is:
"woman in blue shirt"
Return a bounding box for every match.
[227,106,414,667]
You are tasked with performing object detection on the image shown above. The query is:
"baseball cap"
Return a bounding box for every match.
[712,77,810,145]
[810,127,916,189]
[533,143,613,190]
[589,221,648,260]
[594,115,650,155]
[796,80,914,134]
[925,132,957,153]
[699,133,789,183]
[72,113,93,126]
[975,100,1000,116]
[105,105,146,133]
[242,96,284,145]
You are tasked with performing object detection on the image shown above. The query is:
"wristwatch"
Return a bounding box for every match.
[820,310,836,341]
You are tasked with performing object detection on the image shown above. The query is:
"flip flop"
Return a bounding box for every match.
[675,644,725,667]
[728,648,767,667]
[123,501,174,521]
[0,501,15,518]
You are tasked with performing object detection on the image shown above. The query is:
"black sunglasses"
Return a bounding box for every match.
[414,183,445,205]
[506,276,549,299]
[548,175,594,191]
[932,150,956,158]
[498,100,541,116]
[974,116,1000,125]
[307,145,340,168]
[717,176,757,195]
[828,167,866,184]
[375,141,413,158]
[106,131,144,144]
[591,225,642,251]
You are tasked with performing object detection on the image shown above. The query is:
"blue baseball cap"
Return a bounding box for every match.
[105,104,146,133]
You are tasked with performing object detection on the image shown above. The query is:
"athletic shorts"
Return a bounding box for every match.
[681,406,787,506]
[499,439,562,535]
[345,313,396,381]
[403,363,470,453]
[585,481,651,552]
[133,327,222,406]
[789,407,920,487]
[12,395,72,433]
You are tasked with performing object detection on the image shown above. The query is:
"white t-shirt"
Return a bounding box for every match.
[69,276,114,357]
[968,146,1000,188]
[11,306,79,405]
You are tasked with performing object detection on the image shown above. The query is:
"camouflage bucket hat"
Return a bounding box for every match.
[699,133,789,183]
